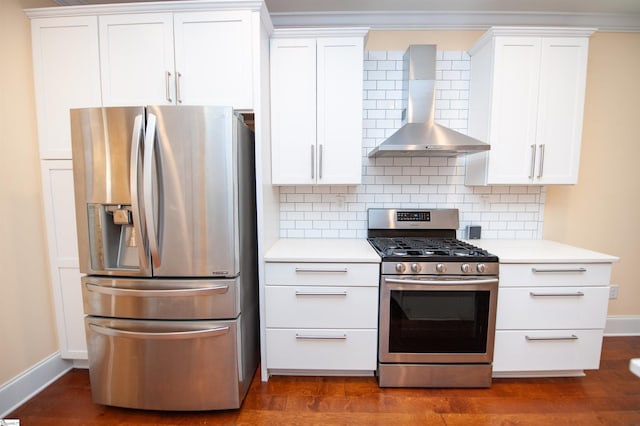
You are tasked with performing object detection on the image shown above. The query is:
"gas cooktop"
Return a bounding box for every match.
[368,236,498,263]
[367,208,499,264]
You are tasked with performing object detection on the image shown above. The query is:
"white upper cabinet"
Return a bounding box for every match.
[100,11,254,109]
[270,29,367,185]
[465,27,594,186]
[99,13,175,106]
[31,16,102,159]
[173,11,253,109]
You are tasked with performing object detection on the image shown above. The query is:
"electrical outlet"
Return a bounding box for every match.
[609,285,619,299]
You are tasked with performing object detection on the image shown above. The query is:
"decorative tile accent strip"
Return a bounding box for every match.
[279,51,545,240]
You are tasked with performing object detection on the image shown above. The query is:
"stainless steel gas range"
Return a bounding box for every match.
[367,208,499,388]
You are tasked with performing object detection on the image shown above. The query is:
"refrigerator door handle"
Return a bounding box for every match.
[88,323,230,340]
[143,112,161,268]
[85,282,229,297]
[130,114,148,270]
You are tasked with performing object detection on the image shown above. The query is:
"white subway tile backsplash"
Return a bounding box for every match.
[278,50,546,240]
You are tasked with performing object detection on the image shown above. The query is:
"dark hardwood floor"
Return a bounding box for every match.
[8,336,640,425]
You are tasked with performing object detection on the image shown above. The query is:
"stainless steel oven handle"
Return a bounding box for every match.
[88,323,230,340]
[384,277,498,286]
[85,282,229,297]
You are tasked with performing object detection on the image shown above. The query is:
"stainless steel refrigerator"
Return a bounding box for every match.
[70,105,259,411]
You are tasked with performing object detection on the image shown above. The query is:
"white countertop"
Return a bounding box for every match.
[468,239,620,264]
[265,239,381,263]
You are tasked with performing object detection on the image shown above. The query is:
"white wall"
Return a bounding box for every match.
[0,0,59,386]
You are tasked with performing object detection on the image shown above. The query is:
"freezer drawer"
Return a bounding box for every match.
[82,276,239,320]
[85,316,248,410]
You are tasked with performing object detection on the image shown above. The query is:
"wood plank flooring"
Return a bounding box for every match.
[8,336,640,425]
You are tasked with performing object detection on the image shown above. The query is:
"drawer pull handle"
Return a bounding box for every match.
[295,333,347,340]
[525,335,579,341]
[529,291,585,297]
[531,268,587,273]
[89,323,229,340]
[86,282,229,297]
[295,268,348,273]
[295,290,348,296]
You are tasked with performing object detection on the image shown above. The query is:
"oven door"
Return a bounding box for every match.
[379,275,498,364]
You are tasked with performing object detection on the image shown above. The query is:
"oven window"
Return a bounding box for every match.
[388,290,490,354]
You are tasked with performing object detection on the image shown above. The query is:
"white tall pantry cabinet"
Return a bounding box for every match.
[26,1,275,364]
[30,16,103,360]
[270,29,367,185]
[465,27,594,186]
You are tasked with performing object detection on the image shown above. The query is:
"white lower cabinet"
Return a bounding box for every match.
[493,263,612,376]
[266,329,377,371]
[494,329,604,373]
[264,262,379,375]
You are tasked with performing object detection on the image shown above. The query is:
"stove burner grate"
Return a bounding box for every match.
[369,237,493,259]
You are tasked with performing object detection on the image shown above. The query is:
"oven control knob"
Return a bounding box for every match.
[411,263,422,273]
[395,263,406,273]
[476,263,487,273]
[461,263,471,273]
[436,263,447,273]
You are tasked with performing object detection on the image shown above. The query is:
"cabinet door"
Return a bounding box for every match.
[270,38,317,185]
[316,38,363,184]
[40,160,87,359]
[99,13,175,106]
[487,37,541,184]
[535,37,589,184]
[174,11,253,109]
[31,17,102,159]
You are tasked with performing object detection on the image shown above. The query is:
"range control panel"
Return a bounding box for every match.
[397,211,431,222]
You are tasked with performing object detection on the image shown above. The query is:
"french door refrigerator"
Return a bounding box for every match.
[70,105,259,411]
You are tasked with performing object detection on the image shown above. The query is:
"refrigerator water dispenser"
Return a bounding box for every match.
[87,204,140,271]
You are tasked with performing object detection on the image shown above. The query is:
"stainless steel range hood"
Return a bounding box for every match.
[368,45,489,157]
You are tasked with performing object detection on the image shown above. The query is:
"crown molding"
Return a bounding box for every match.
[270,10,640,32]
[25,0,268,18]
[271,26,369,38]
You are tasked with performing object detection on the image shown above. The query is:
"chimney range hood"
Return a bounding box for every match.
[368,45,489,157]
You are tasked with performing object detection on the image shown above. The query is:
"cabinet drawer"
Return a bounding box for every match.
[266,286,378,328]
[496,286,609,329]
[493,329,603,373]
[500,263,612,287]
[265,262,379,286]
[266,328,377,371]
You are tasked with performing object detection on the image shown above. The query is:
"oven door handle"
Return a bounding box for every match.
[384,278,499,286]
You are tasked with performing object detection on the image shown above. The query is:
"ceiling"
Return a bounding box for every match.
[51,0,640,31]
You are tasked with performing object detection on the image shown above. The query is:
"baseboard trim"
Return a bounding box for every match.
[604,315,640,336]
[0,352,73,418]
